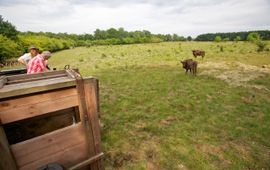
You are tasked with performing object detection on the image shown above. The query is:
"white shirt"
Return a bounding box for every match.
[18,53,33,64]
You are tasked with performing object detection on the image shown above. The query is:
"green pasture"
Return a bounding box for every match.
[10,41,270,169]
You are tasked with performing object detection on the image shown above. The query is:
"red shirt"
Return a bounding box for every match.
[27,55,47,74]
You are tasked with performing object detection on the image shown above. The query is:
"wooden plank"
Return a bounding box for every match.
[0,125,17,170]
[66,70,76,79]
[69,152,104,170]
[0,77,76,99]
[0,88,77,111]
[0,76,7,89]
[11,123,88,170]
[83,78,103,170]
[6,70,67,81]
[75,77,96,170]
[0,92,79,124]
[7,73,67,84]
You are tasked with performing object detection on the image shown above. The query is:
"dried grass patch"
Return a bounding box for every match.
[199,61,270,91]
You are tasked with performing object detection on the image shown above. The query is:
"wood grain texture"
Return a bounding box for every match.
[83,78,103,170]
[0,77,76,99]
[0,88,79,124]
[6,70,67,81]
[0,76,7,89]
[0,88,77,111]
[0,126,17,170]
[11,123,88,170]
[7,73,67,84]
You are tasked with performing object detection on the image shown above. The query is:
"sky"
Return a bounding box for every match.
[0,0,270,37]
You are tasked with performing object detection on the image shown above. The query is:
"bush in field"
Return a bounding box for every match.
[0,35,23,63]
[223,38,230,42]
[247,32,261,43]
[234,36,241,42]
[247,32,267,52]
[220,45,224,52]
[256,41,267,52]
[215,36,222,42]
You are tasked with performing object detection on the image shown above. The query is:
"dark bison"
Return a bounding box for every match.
[180,59,197,75]
[192,50,205,59]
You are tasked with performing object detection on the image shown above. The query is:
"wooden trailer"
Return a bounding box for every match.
[0,69,104,170]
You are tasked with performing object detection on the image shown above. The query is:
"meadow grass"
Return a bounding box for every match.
[20,41,270,169]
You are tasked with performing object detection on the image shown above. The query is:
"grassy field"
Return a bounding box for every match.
[17,41,270,169]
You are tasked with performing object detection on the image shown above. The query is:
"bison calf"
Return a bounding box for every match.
[180,59,197,75]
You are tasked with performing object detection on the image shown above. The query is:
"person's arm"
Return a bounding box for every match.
[18,54,30,66]
[18,56,27,65]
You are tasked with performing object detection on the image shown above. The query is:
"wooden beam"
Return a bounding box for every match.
[6,70,67,81]
[75,77,97,170]
[0,77,76,99]
[11,123,88,170]
[7,73,67,84]
[0,124,17,170]
[68,152,104,170]
[0,88,77,112]
[83,78,104,170]
[0,90,79,124]
[0,76,7,89]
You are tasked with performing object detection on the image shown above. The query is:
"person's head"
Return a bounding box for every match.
[42,51,52,60]
[28,45,39,57]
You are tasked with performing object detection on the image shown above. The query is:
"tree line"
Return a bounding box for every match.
[195,30,270,41]
[0,15,188,63]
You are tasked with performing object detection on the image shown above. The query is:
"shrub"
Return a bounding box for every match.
[234,36,241,42]
[0,35,23,63]
[220,46,224,52]
[256,41,267,52]
[223,38,230,42]
[247,32,261,43]
[215,36,222,42]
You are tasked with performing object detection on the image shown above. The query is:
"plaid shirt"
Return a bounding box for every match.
[27,55,47,74]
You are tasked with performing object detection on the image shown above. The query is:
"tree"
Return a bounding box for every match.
[247,32,261,43]
[94,29,108,39]
[234,36,241,42]
[215,36,222,42]
[195,30,270,41]
[107,28,119,39]
[172,34,179,41]
[118,28,128,38]
[0,15,19,40]
[223,38,230,42]
[187,36,192,41]
[0,35,23,62]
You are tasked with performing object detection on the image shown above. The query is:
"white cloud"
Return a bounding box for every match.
[0,0,269,37]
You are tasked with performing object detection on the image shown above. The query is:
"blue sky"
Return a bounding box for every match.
[1,0,269,37]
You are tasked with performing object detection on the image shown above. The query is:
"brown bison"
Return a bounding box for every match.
[192,50,205,59]
[180,59,197,75]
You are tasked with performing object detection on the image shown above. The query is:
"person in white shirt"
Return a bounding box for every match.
[18,45,39,66]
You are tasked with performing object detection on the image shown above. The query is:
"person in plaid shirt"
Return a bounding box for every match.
[18,45,39,66]
[27,51,52,74]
